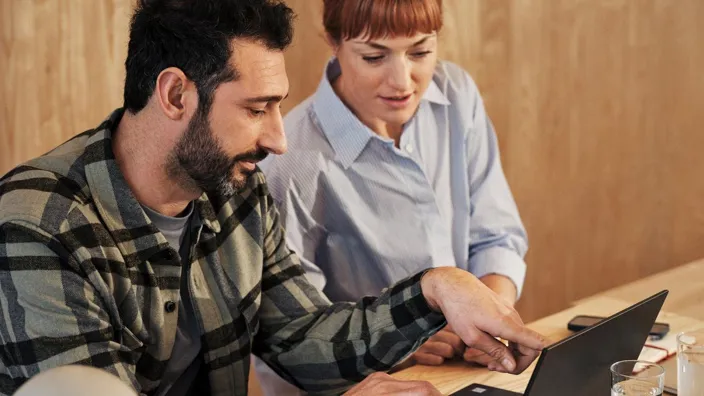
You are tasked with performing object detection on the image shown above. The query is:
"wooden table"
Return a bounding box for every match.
[391,258,704,394]
[577,259,704,321]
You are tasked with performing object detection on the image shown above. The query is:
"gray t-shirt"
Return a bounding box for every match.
[141,203,202,396]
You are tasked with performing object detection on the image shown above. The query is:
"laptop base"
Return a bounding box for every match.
[451,383,522,396]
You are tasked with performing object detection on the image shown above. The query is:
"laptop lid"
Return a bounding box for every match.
[523,290,668,396]
[451,384,521,395]
[451,290,668,396]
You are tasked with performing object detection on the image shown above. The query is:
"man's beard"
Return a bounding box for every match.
[167,107,268,198]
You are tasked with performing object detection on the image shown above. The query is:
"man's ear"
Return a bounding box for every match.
[154,67,197,121]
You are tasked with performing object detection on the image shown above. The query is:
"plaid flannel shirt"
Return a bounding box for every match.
[0,110,445,396]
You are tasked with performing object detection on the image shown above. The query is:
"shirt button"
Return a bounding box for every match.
[164,301,176,313]
[405,144,414,153]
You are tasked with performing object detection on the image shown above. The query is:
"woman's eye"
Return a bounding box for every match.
[362,55,385,64]
[411,51,433,59]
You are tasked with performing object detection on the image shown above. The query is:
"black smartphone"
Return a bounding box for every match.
[567,315,670,340]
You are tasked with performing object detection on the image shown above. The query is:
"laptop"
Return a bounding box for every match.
[451,290,668,396]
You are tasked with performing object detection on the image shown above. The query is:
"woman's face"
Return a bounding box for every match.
[332,32,438,134]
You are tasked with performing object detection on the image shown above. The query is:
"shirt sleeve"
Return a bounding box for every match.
[465,81,529,298]
[0,222,143,396]
[253,194,446,395]
[269,177,329,292]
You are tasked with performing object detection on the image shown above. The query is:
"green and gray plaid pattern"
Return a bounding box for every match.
[0,109,444,396]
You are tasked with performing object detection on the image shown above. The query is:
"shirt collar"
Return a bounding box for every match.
[83,109,221,265]
[312,59,374,168]
[312,58,450,168]
[423,76,451,106]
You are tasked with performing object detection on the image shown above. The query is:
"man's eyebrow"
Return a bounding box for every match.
[244,93,289,103]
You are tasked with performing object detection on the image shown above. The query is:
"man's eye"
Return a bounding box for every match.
[249,108,266,117]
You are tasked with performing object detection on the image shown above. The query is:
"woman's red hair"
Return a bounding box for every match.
[323,0,443,42]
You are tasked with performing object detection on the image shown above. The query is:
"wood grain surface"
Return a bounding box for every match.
[2,0,703,325]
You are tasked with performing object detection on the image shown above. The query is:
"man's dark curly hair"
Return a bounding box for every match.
[123,0,294,114]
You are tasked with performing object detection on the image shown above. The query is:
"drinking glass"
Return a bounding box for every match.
[678,330,704,396]
[611,360,664,396]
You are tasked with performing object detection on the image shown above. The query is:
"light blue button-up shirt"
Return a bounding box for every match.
[262,58,528,303]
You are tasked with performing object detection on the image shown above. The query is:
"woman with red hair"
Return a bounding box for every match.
[259,1,529,393]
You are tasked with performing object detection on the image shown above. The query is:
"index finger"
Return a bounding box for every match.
[510,341,542,374]
[493,321,546,351]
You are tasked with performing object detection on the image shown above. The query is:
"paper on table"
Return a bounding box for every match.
[637,322,704,364]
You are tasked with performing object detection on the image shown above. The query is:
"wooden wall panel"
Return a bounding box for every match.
[283,0,704,321]
[0,0,132,172]
[2,0,704,323]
